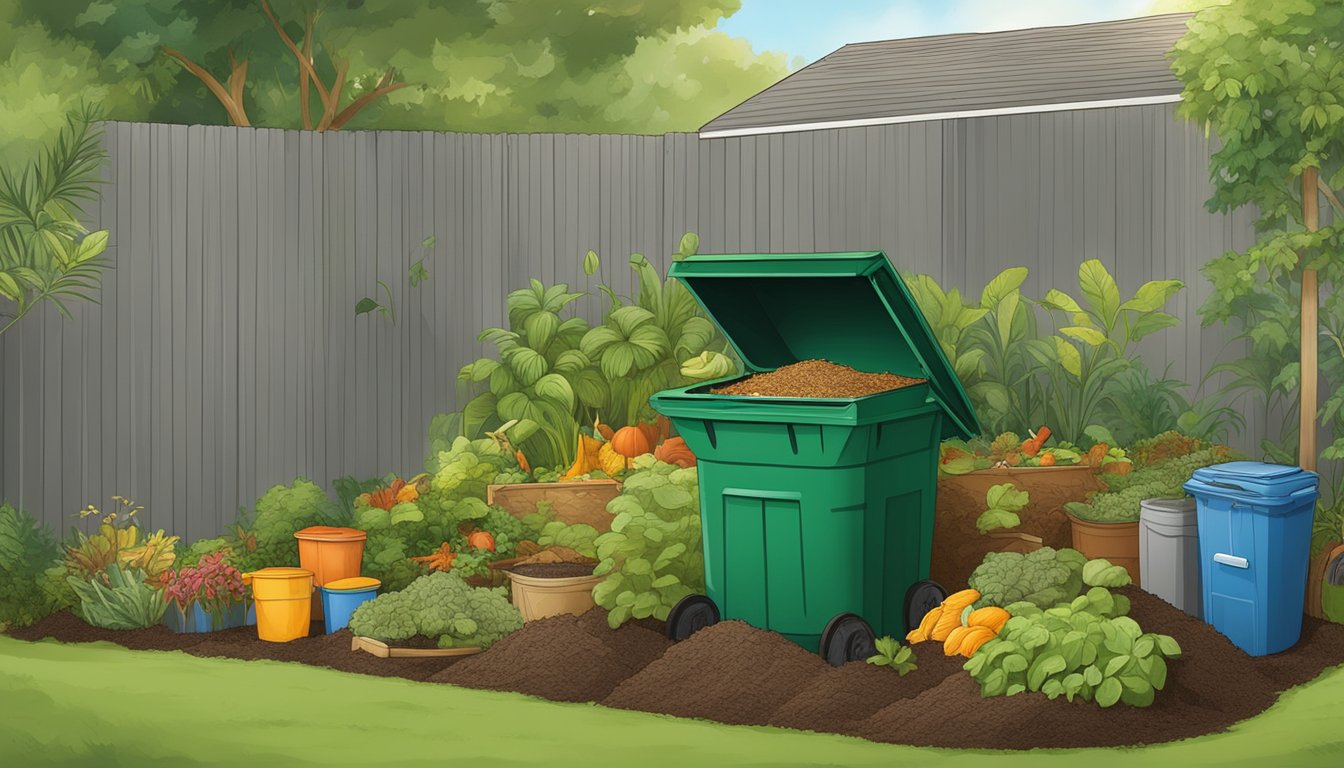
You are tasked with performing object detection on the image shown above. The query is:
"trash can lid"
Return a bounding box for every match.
[667,251,979,440]
[294,526,367,542]
[322,576,381,592]
[1189,461,1319,498]
[242,567,313,581]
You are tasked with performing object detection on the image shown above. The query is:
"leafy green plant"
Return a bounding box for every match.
[976,483,1029,534]
[348,571,522,649]
[67,563,168,630]
[968,547,1088,611]
[231,479,338,573]
[0,104,109,337]
[0,501,62,629]
[355,235,437,323]
[175,537,233,569]
[457,280,593,470]
[538,521,601,559]
[1033,260,1184,445]
[593,456,703,628]
[1064,446,1236,524]
[866,636,918,675]
[964,588,1182,708]
[1082,559,1133,589]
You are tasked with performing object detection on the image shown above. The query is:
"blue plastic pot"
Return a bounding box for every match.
[319,583,379,634]
[163,601,248,633]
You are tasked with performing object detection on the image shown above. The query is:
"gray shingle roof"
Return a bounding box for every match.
[701,13,1193,138]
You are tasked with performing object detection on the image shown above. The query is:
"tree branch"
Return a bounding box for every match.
[162,47,251,127]
[1317,175,1344,218]
[329,74,407,131]
[299,13,314,130]
[261,0,331,110]
[316,59,350,131]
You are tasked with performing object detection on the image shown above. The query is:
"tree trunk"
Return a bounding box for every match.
[1301,166,1319,472]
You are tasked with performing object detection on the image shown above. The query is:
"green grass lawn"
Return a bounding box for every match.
[1,636,1341,768]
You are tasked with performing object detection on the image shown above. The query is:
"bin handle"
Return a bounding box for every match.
[1213,553,1249,569]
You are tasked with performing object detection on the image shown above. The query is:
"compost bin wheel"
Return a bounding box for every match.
[666,594,720,642]
[904,579,948,634]
[818,613,876,667]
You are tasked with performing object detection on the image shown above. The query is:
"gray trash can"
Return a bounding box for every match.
[1139,497,1202,618]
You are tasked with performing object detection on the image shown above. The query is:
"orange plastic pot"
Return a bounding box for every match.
[295,526,367,622]
[242,567,313,642]
[1067,514,1141,586]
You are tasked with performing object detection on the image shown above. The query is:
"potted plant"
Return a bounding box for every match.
[500,520,604,622]
[162,551,249,633]
[1063,437,1236,585]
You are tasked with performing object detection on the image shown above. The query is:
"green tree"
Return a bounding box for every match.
[6,0,788,138]
[1171,0,1344,473]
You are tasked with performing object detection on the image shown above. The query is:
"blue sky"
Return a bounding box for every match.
[719,0,1158,65]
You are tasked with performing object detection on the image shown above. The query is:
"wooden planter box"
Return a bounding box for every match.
[351,636,482,658]
[487,480,621,532]
[932,465,1105,591]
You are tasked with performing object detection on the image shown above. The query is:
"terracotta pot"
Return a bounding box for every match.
[487,480,621,532]
[1067,514,1141,586]
[1307,542,1344,620]
[932,465,1104,590]
[505,570,603,622]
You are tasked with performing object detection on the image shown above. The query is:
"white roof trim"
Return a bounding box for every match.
[699,93,1183,139]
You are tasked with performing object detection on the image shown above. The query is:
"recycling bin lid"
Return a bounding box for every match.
[322,576,382,592]
[668,251,979,440]
[1189,461,1318,498]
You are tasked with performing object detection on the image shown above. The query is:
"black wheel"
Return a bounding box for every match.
[904,579,947,635]
[818,612,876,666]
[666,594,720,642]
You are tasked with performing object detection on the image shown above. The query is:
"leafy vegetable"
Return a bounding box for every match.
[968,547,1088,610]
[964,588,1181,708]
[976,483,1030,534]
[1064,446,1236,524]
[348,571,522,650]
[867,636,918,675]
[67,564,168,630]
[1082,558,1133,588]
[0,501,62,628]
[538,521,601,559]
[593,456,703,628]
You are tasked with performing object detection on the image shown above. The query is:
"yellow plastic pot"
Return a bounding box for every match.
[242,567,314,643]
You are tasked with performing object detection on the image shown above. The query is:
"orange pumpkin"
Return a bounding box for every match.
[611,426,652,458]
[468,531,496,552]
[654,437,696,468]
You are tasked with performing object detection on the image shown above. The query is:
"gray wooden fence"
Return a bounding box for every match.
[0,105,1265,539]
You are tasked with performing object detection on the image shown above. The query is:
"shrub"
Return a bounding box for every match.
[67,563,168,630]
[964,588,1182,708]
[1063,446,1236,524]
[232,479,338,572]
[968,548,1088,610]
[176,537,233,569]
[0,502,62,628]
[593,456,703,628]
[348,571,522,649]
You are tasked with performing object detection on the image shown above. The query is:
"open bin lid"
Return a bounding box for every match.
[668,251,980,440]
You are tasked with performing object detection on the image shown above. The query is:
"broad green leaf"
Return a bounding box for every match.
[1129,312,1181,342]
[1119,280,1182,313]
[1077,260,1121,325]
[980,267,1029,308]
[1039,288,1083,314]
[675,232,700,259]
[533,373,575,411]
[74,230,109,263]
[354,297,382,316]
[1095,677,1122,708]
[1053,337,1082,377]
[1060,326,1107,347]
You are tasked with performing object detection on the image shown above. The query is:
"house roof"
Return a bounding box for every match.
[700,13,1193,138]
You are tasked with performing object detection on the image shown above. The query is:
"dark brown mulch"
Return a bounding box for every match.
[602,620,830,726]
[508,563,596,579]
[430,607,669,702]
[8,587,1344,750]
[710,359,925,398]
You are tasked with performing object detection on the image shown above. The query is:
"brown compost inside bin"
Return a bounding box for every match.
[709,359,926,399]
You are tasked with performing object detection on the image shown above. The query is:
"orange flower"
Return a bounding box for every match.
[516,450,531,474]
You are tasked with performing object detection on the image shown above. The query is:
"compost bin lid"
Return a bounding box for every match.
[294,526,367,542]
[322,576,381,592]
[1190,462,1318,498]
[668,251,980,440]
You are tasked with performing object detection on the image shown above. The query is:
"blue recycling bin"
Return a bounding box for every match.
[1184,462,1319,656]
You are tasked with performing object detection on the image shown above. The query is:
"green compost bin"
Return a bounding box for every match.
[650,251,979,664]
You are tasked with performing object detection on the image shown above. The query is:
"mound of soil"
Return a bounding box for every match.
[711,359,925,398]
[9,588,1344,751]
[430,608,668,702]
[603,620,829,725]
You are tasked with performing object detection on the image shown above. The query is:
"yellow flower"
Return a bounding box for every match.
[395,484,419,504]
